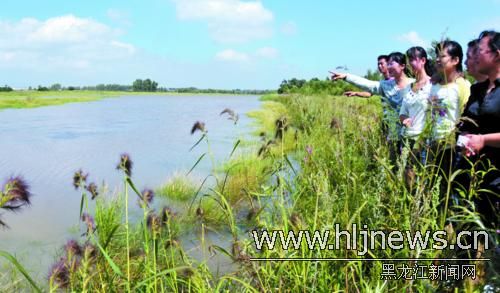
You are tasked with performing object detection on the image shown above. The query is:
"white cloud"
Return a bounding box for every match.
[215,47,279,62]
[0,15,283,89]
[0,15,136,71]
[255,47,278,59]
[111,40,136,54]
[26,15,112,43]
[10,15,117,43]
[280,21,297,36]
[174,0,272,25]
[397,31,430,48]
[172,0,273,43]
[215,49,249,62]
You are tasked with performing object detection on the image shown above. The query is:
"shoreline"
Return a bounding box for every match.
[0,90,270,110]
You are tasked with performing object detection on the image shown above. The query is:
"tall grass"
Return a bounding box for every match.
[1,92,498,291]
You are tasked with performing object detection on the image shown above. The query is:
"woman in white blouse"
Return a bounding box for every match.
[397,47,434,188]
[400,47,434,139]
[399,47,434,164]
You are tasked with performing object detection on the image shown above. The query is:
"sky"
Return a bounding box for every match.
[0,0,499,90]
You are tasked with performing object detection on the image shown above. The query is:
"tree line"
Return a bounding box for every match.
[277,77,364,95]
[0,79,274,95]
[0,85,13,92]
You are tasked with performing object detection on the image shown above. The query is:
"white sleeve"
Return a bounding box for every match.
[345,73,382,95]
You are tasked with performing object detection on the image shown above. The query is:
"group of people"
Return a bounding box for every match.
[330,30,499,230]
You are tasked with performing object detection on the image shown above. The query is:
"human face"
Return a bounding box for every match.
[387,59,404,78]
[465,47,477,73]
[477,36,499,76]
[377,58,388,76]
[435,48,458,75]
[466,46,486,81]
[409,57,425,75]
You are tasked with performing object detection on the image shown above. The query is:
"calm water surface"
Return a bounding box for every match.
[0,94,261,279]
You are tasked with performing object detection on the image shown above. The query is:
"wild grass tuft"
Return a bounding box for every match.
[156,175,198,202]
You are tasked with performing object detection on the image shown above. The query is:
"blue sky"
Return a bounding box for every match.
[1,0,499,89]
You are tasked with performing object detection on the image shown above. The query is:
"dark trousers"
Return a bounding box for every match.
[453,152,500,229]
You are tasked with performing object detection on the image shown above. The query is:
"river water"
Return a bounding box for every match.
[0,94,261,280]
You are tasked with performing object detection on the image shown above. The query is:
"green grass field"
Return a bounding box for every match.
[0,91,123,110]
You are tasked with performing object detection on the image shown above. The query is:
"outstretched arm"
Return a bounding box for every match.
[344,91,372,97]
[330,71,382,95]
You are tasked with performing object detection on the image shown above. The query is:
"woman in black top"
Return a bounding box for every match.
[457,30,500,228]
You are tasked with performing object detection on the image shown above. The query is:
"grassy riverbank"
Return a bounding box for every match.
[1,93,497,291]
[0,90,267,110]
[0,91,121,110]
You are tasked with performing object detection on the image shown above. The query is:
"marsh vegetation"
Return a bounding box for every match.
[1,92,498,292]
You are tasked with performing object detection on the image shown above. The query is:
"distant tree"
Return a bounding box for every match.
[132,79,143,91]
[276,76,362,95]
[132,78,158,92]
[164,87,273,94]
[37,85,49,91]
[143,79,151,91]
[50,83,62,91]
[0,85,13,92]
[277,78,307,93]
[364,69,382,81]
[289,78,306,88]
[277,80,289,94]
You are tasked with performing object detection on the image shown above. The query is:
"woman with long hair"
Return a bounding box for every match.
[400,46,434,144]
[399,47,434,184]
[430,40,471,142]
[428,40,471,222]
[331,52,413,164]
